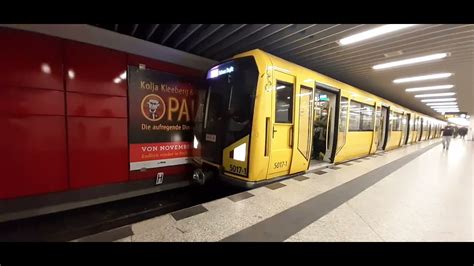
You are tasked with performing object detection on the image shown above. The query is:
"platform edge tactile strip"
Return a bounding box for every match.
[170,204,208,221]
[293,176,310,181]
[265,182,286,190]
[228,191,255,202]
[74,225,133,242]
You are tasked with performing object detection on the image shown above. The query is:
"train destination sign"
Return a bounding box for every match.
[207,64,234,79]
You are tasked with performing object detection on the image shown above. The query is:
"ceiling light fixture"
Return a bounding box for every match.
[373,53,448,70]
[434,107,460,110]
[431,106,458,110]
[431,104,458,108]
[414,92,456,98]
[433,105,459,108]
[426,102,457,106]
[393,73,452,83]
[435,108,459,112]
[339,24,415,46]
[433,107,460,110]
[421,98,456,102]
[405,85,454,92]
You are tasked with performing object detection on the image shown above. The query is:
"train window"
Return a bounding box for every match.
[402,114,408,130]
[339,97,348,133]
[337,97,349,151]
[391,112,403,131]
[275,81,293,123]
[361,106,374,130]
[349,100,374,131]
[349,101,361,131]
[193,88,207,141]
[298,86,313,159]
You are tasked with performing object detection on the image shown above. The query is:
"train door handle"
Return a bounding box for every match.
[273,127,277,138]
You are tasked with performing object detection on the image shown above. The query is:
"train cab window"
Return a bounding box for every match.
[349,100,374,131]
[204,56,259,160]
[275,81,293,123]
[193,89,207,142]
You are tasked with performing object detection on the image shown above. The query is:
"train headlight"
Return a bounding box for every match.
[193,135,199,149]
[232,143,246,162]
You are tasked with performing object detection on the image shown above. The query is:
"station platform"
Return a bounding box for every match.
[74,138,473,242]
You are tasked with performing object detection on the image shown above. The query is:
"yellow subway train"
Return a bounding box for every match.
[192,49,446,187]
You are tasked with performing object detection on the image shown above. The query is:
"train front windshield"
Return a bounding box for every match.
[201,57,258,164]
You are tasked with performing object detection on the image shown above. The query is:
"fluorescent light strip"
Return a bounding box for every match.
[339,25,415,46]
[426,102,457,106]
[434,107,460,110]
[433,105,459,108]
[430,104,458,108]
[434,107,459,110]
[405,85,454,92]
[431,106,458,109]
[393,73,452,83]
[414,92,456,98]
[421,98,456,102]
[373,53,448,70]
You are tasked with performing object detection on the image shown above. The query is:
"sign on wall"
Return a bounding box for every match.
[128,65,198,171]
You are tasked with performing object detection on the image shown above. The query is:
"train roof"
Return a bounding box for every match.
[233,49,446,124]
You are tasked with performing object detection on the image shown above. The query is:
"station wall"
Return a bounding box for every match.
[0,27,205,199]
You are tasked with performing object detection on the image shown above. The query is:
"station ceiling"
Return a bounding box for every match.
[93,24,474,118]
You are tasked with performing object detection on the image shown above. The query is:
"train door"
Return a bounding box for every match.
[375,106,383,150]
[377,106,389,150]
[418,118,423,141]
[413,116,418,142]
[267,71,295,177]
[404,113,411,145]
[289,85,314,174]
[310,85,338,167]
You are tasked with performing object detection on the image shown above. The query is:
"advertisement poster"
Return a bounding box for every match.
[128,65,198,171]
